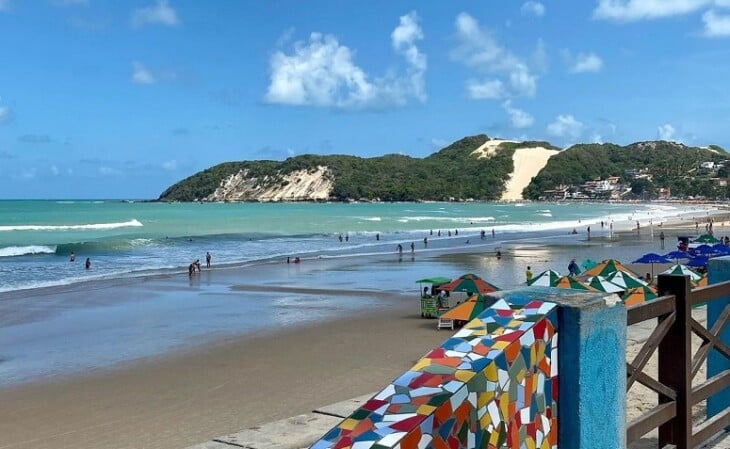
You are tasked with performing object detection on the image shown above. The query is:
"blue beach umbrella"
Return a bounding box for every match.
[692,245,717,256]
[686,256,709,268]
[664,250,692,262]
[632,253,671,278]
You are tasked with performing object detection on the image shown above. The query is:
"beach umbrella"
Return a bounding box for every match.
[438,273,500,295]
[582,259,636,278]
[527,269,561,287]
[660,264,702,282]
[553,276,597,291]
[585,276,625,293]
[712,244,730,256]
[632,253,671,277]
[692,273,708,288]
[622,286,659,306]
[581,258,598,271]
[692,245,718,257]
[686,256,709,268]
[606,271,648,289]
[664,250,692,262]
[694,234,720,244]
[438,296,489,322]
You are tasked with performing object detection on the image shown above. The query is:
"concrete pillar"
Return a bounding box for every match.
[487,287,627,449]
[707,256,730,418]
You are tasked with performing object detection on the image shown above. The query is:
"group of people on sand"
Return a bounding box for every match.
[69,252,91,269]
[189,252,212,276]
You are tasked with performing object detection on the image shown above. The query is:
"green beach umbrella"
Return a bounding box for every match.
[586,276,625,293]
[694,234,720,244]
[606,271,647,289]
[527,269,561,287]
[660,264,702,282]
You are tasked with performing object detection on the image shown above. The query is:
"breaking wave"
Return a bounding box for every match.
[0,219,143,232]
[0,245,56,257]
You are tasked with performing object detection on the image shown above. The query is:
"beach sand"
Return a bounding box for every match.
[1,208,729,449]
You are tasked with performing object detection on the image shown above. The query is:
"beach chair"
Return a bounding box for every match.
[437,316,454,330]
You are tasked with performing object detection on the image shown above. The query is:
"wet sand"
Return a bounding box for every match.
[1,209,728,449]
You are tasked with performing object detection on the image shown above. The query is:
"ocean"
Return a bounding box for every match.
[0,200,710,294]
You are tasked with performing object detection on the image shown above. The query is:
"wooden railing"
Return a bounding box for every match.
[625,274,730,448]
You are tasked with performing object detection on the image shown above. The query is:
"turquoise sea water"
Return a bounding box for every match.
[0,200,705,293]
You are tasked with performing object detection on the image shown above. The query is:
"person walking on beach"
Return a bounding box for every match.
[568,259,580,277]
[587,226,591,240]
[85,257,91,270]
[205,251,211,268]
[525,266,533,283]
[376,233,380,241]
[423,236,428,247]
[410,242,415,253]
[481,230,486,240]
[492,228,495,238]
[397,244,403,255]
[659,231,665,249]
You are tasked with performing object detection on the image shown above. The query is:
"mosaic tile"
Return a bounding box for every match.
[310,298,559,449]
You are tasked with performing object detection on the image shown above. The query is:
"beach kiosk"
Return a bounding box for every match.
[415,277,451,318]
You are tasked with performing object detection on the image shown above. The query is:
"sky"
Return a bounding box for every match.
[1,0,730,199]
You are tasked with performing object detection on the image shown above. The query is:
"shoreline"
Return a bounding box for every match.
[1,205,729,448]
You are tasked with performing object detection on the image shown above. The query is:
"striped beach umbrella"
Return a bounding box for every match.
[622,286,659,306]
[527,269,561,287]
[438,296,488,322]
[439,273,500,295]
[581,259,636,278]
[606,271,648,289]
[693,274,708,289]
[554,276,597,291]
[660,264,702,282]
[586,276,625,293]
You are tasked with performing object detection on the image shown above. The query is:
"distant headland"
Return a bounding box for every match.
[158,135,728,203]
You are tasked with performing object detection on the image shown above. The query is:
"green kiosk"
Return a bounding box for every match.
[415,277,452,318]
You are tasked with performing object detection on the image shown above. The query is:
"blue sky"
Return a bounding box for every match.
[1,0,730,199]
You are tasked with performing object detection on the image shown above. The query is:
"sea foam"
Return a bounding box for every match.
[0,219,143,232]
[0,245,56,257]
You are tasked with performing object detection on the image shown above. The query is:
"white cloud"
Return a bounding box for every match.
[703,9,730,36]
[467,79,506,99]
[99,166,121,176]
[131,62,156,84]
[593,0,713,21]
[0,106,9,124]
[658,123,676,140]
[162,160,177,171]
[50,165,59,175]
[131,0,179,27]
[567,52,604,73]
[521,1,546,16]
[547,114,584,139]
[264,12,426,109]
[451,12,541,99]
[502,100,534,128]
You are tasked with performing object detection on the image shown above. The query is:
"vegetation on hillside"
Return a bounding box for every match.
[522,141,729,200]
[159,135,518,201]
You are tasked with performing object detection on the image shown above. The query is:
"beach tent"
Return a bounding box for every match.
[660,264,702,281]
[632,253,671,277]
[582,259,636,278]
[694,234,720,244]
[622,286,659,306]
[439,273,500,295]
[586,276,625,293]
[554,276,597,291]
[527,269,561,287]
[438,296,488,322]
[606,271,648,289]
[581,258,598,271]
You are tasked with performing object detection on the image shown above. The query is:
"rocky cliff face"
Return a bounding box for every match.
[205,166,334,202]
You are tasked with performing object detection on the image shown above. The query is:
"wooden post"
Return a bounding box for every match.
[658,274,692,448]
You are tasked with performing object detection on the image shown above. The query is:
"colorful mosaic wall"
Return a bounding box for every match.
[310,298,558,449]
